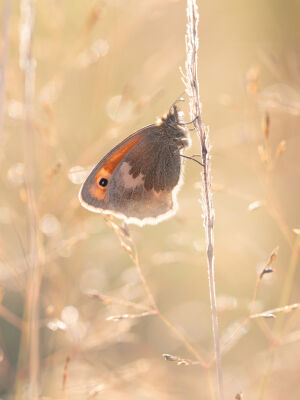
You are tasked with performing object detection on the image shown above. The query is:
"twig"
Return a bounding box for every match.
[182,1,224,399]
[104,217,208,367]
[106,310,157,321]
[62,355,71,392]
[256,109,300,398]
[20,0,40,398]
[162,353,202,366]
[134,246,208,365]
[0,304,24,330]
[210,248,277,363]
[250,303,300,320]
[249,247,278,315]
[258,235,300,399]
[0,0,11,155]
[86,290,152,311]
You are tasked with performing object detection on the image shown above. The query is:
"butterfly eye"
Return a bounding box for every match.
[98,178,108,187]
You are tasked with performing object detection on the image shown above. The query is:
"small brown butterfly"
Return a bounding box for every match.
[79,104,190,226]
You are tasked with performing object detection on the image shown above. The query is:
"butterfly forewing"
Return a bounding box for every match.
[79,127,149,208]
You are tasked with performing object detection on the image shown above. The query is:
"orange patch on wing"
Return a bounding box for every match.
[86,169,112,202]
[89,181,107,201]
[90,134,145,202]
[95,168,111,185]
[94,134,144,182]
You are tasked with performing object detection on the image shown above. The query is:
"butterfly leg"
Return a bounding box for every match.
[180,153,204,167]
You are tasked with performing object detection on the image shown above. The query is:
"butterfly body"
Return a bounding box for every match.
[79,105,190,226]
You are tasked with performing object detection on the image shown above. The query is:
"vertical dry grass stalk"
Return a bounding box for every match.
[0,0,11,153]
[19,0,40,398]
[182,1,224,399]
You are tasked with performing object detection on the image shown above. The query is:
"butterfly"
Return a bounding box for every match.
[79,104,190,226]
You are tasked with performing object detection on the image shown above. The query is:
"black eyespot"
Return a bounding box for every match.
[99,178,108,187]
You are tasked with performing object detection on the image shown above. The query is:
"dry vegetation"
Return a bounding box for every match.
[0,0,300,399]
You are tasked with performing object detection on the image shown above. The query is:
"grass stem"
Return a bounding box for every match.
[183,1,224,398]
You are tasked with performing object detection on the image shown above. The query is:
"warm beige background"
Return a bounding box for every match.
[0,0,300,399]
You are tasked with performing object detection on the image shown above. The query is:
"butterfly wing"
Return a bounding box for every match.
[79,126,150,211]
[79,125,184,226]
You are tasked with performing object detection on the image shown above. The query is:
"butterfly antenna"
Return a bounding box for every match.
[169,91,186,113]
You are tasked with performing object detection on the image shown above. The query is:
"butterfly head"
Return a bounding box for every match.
[159,104,183,126]
[156,105,190,149]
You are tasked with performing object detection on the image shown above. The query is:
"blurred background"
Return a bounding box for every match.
[0,0,300,399]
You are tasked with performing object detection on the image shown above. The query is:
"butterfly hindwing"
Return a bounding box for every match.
[106,129,182,223]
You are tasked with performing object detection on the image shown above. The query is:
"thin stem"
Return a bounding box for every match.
[131,242,207,366]
[20,0,40,398]
[183,1,224,399]
[0,0,11,155]
[131,246,157,311]
[105,218,208,367]
[258,235,300,400]
[206,368,216,400]
[157,311,208,367]
[256,112,299,399]
[0,304,24,330]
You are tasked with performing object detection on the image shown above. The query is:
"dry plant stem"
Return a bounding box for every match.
[258,235,300,400]
[131,248,156,310]
[183,1,223,399]
[206,369,216,400]
[62,355,71,391]
[276,236,300,320]
[106,218,208,367]
[264,177,293,247]
[0,304,24,330]
[256,122,299,399]
[131,242,207,366]
[20,0,40,398]
[0,0,11,152]
[157,311,207,366]
[87,291,152,311]
[210,259,268,365]
[261,123,293,248]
